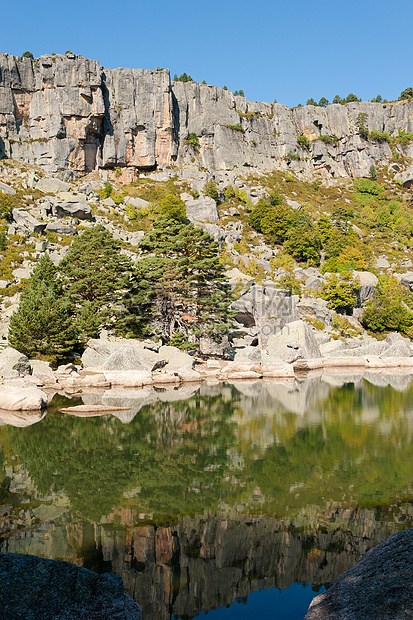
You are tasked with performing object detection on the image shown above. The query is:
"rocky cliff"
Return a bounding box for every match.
[1,52,412,178]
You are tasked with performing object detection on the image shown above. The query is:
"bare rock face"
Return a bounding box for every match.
[0,552,141,619]
[266,319,321,362]
[0,347,32,375]
[1,52,413,178]
[186,195,219,224]
[305,529,413,620]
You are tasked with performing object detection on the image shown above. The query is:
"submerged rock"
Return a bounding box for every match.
[305,529,413,619]
[0,552,141,619]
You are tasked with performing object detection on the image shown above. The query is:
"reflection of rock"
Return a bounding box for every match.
[0,552,141,619]
[305,529,413,619]
[0,409,46,427]
[3,508,409,620]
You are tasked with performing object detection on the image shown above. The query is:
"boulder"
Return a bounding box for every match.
[12,208,46,234]
[383,341,413,358]
[394,271,413,291]
[297,297,332,325]
[81,339,112,368]
[36,178,71,193]
[375,256,390,269]
[394,165,413,188]
[12,266,32,280]
[0,347,32,376]
[0,181,16,195]
[54,200,92,220]
[0,552,141,619]
[231,285,299,347]
[353,270,378,305]
[158,346,194,371]
[0,378,48,410]
[29,360,56,386]
[102,344,152,387]
[266,320,321,362]
[186,195,219,224]
[124,196,150,209]
[305,529,413,619]
[45,221,76,235]
[233,346,262,364]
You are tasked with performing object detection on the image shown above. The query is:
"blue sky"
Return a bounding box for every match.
[3,0,412,107]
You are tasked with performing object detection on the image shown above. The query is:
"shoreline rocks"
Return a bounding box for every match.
[3,328,413,411]
[305,529,413,619]
[0,552,141,619]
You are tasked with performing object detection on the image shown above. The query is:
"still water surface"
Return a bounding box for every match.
[0,372,413,619]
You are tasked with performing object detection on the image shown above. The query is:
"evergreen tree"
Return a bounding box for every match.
[127,216,232,345]
[59,226,132,334]
[9,254,78,362]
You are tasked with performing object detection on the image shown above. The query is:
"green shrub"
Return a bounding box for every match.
[361,277,413,337]
[173,72,193,82]
[202,179,220,204]
[284,219,321,266]
[22,51,34,59]
[321,274,359,314]
[224,185,236,201]
[369,164,377,180]
[319,134,339,145]
[277,273,302,295]
[356,113,369,140]
[346,93,361,103]
[185,132,200,152]
[297,134,310,150]
[99,182,113,199]
[369,129,391,143]
[0,194,13,221]
[398,87,413,101]
[156,194,186,220]
[0,231,7,251]
[353,178,383,196]
[396,129,413,148]
[224,123,244,132]
[287,151,300,161]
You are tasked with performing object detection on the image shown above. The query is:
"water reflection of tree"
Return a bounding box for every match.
[7,392,237,522]
[6,380,413,524]
[224,381,413,515]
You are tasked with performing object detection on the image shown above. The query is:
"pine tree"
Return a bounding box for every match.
[126,216,232,344]
[59,225,132,334]
[8,254,78,362]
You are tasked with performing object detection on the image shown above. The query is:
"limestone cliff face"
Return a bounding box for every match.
[1,51,413,177]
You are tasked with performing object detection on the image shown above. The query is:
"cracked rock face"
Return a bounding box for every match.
[1,52,413,177]
[0,552,142,619]
[305,529,413,619]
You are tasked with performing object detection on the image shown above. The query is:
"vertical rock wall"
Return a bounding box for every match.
[0,51,412,177]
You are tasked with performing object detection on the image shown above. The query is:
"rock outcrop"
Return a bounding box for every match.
[0,552,141,619]
[305,529,413,619]
[1,52,412,177]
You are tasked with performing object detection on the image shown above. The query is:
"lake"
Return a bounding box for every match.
[0,371,412,619]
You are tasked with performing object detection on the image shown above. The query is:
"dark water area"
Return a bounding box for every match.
[0,372,413,619]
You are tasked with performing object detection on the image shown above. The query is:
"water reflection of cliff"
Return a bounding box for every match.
[1,505,413,620]
[1,373,413,619]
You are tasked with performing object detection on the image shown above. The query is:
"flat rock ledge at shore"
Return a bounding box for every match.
[305,529,413,619]
[3,338,413,410]
[0,552,141,619]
